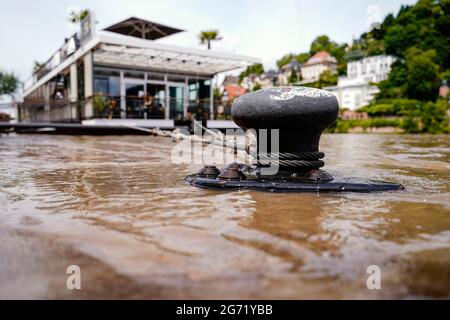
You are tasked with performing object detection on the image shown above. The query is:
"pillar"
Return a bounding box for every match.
[209,77,214,120]
[44,83,50,122]
[83,51,94,118]
[69,63,78,121]
[120,70,125,119]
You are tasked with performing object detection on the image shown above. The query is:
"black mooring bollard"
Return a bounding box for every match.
[185,86,403,193]
[233,87,338,152]
[232,87,338,175]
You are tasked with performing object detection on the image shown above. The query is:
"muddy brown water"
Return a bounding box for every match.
[0,133,449,299]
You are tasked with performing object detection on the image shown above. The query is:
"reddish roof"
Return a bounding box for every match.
[225,85,247,100]
[304,51,337,66]
[312,51,329,59]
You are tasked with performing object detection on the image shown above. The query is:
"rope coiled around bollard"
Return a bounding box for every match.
[256,152,325,169]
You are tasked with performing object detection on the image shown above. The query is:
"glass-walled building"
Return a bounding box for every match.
[20,16,260,126]
[91,66,212,121]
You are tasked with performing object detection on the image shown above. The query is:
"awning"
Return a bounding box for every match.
[94,32,261,75]
[103,17,183,40]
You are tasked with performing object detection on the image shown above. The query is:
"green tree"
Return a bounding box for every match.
[239,64,264,82]
[288,69,298,84]
[352,0,450,101]
[276,54,296,70]
[252,82,261,91]
[440,69,450,81]
[0,71,19,97]
[318,70,338,88]
[405,48,440,101]
[376,61,408,99]
[362,33,385,56]
[276,53,309,70]
[199,30,222,50]
[362,98,448,133]
[310,35,347,75]
[382,0,449,69]
[377,48,441,102]
[401,116,421,133]
[310,35,346,61]
[344,0,450,133]
[296,53,310,64]
[310,35,334,55]
[420,100,449,133]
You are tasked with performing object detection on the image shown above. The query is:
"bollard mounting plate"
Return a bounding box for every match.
[185,169,404,193]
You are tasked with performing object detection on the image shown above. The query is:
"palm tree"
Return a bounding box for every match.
[199,30,222,50]
[33,61,45,74]
[68,9,90,24]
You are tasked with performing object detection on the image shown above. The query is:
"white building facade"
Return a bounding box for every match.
[347,54,396,83]
[21,15,260,125]
[325,54,396,110]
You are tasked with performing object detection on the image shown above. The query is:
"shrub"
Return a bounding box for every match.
[330,118,402,133]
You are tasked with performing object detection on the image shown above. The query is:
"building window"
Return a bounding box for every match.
[93,76,120,97]
[124,70,145,79]
[188,80,199,101]
[147,72,164,81]
[77,61,85,99]
[354,94,361,107]
[94,67,120,78]
[94,77,109,95]
[167,74,186,82]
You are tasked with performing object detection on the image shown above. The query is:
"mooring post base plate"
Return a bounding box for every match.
[185,175,404,193]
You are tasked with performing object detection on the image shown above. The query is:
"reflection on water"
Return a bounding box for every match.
[0,133,449,299]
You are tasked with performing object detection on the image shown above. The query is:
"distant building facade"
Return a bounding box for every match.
[241,69,280,91]
[222,75,240,87]
[300,51,337,83]
[223,85,246,102]
[259,70,280,88]
[325,54,396,110]
[241,74,259,91]
[347,54,396,83]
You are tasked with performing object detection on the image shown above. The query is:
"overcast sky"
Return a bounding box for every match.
[0,0,417,82]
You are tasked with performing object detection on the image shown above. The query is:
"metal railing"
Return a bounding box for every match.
[18,98,80,123]
[93,95,214,121]
[18,95,236,123]
[24,33,80,91]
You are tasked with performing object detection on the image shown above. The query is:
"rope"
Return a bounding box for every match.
[119,123,325,169]
[119,123,249,152]
[257,151,324,161]
[256,151,325,169]
[119,122,156,134]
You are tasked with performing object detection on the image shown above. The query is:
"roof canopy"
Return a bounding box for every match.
[103,17,183,40]
[94,33,261,75]
[24,29,261,96]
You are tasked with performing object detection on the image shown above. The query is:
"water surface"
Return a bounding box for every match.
[0,133,449,299]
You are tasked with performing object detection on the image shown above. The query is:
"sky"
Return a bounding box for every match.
[0,0,417,82]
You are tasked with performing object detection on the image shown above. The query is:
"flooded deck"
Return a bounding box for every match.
[0,133,449,299]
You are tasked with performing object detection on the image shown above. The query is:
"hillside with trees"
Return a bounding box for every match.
[277,0,449,133]
[354,0,449,133]
[237,0,449,133]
